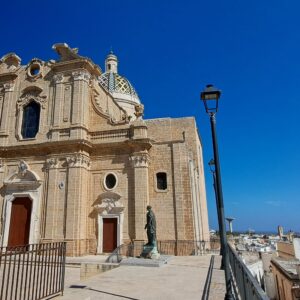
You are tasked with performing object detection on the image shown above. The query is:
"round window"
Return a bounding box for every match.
[29,64,40,77]
[105,173,117,190]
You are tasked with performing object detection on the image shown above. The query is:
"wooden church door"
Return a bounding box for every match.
[103,218,117,252]
[7,197,32,247]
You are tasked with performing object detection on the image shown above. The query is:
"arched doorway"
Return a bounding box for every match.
[8,197,32,247]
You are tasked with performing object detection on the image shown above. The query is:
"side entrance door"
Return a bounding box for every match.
[103,218,117,252]
[7,197,32,247]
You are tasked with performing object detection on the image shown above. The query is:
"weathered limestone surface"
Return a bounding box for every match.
[0,44,210,256]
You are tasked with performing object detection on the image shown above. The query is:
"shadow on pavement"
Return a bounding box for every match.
[69,285,140,300]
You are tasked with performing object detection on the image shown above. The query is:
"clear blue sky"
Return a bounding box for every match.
[1,0,299,232]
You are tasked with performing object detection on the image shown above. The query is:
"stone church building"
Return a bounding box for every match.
[0,44,209,256]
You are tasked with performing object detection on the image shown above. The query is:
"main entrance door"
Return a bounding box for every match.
[103,218,117,252]
[7,197,32,247]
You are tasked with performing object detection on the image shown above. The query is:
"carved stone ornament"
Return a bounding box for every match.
[18,160,29,176]
[26,58,44,81]
[72,70,91,82]
[134,104,144,120]
[3,82,15,92]
[52,43,81,61]
[0,53,21,71]
[52,74,64,84]
[66,154,90,168]
[17,91,47,109]
[44,158,58,170]
[94,198,125,215]
[130,153,150,168]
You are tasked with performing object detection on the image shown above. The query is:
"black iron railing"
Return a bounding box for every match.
[106,239,220,263]
[228,243,269,300]
[0,242,66,300]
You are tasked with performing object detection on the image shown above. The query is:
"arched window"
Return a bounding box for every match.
[21,101,40,139]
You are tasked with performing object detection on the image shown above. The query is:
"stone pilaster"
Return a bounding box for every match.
[0,159,5,234]
[52,74,64,128]
[0,82,15,137]
[65,154,90,255]
[71,71,90,127]
[171,143,186,240]
[130,152,150,241]
[43,158,59,240]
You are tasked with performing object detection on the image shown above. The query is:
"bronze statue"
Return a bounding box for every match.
[145,205,156,246]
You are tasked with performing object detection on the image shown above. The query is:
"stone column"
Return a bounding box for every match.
[65,154,90,256]
[130,152,150,241]
[0,82,15,137]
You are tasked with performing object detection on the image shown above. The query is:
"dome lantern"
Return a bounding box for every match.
[105,51,118,74]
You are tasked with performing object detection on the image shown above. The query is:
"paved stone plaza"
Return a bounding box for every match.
[59,255,225,300]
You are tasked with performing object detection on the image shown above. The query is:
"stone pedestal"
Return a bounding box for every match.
[141,242,160,259]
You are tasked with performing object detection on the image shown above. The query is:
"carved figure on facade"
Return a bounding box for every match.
[18,160,29,176]
[134,104,144,120]
[44,158,58,170]
[52,73,64,84]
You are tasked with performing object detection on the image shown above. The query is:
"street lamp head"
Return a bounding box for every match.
[208,158,215,173]
[200,84,221,114]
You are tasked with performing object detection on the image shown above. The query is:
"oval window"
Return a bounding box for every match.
[105,173,117,190]
[29,64,40,76]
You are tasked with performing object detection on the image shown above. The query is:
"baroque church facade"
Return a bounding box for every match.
[0,44,209,256]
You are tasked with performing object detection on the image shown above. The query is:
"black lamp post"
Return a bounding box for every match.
[201,84,233,300]
[208,159,224,261]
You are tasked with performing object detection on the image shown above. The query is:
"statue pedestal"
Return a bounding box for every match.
[141,243,160,259]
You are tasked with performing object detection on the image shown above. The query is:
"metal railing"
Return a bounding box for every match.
[228,243,269,300]
[106,239,220,263]
[0,242,66,300]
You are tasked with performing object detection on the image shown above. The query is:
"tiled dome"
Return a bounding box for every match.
[98,72,140,104]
